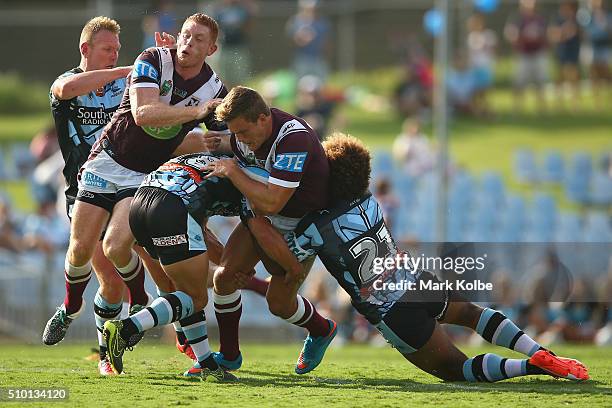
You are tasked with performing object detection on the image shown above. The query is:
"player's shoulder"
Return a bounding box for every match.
[272,108,318,148]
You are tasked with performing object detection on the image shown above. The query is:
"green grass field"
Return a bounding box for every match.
[0,343,610,407]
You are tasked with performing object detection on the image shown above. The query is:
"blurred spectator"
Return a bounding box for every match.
[141,0,177,49]
[294,75,343,140]
[392,52,433,119]
[373,178,399,232]
[22,200,69,255]
[213,0,257,87]
[31,149,64,207]
[447,51,479,116]
[539,278,598,344]
[392,117,434,177]
[466,14,497,116]
[583,0,612,108]
[286,0,331,81]
[504,0,549,113]
[0,198,22,253]
[549,1,582,111]
[29,126,58,165]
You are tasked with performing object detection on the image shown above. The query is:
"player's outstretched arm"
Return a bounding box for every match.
[51,66,132,100]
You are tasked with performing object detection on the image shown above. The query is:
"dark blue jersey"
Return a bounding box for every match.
[287,193,418,324]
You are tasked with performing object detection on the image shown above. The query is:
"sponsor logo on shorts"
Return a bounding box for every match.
[82,172,108,188]
[152,234,188,246]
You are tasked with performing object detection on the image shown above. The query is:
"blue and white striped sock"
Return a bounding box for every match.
[463,353,529,382]
[157,288,184,340]
[126,291,194,333]
[93,289,122,359]
[179,310,213,366]
[476,308,541,357]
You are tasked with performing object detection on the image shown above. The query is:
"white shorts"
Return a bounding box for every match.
[78,150,147,194]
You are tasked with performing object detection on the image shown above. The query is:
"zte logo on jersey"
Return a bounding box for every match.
[273,152,308,172]
[132,61,159,81]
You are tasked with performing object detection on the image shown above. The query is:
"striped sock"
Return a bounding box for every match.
[179,310,215,368]
[120,291,194,340]
[63,260,92,316]
[93,290,122,360]
[476,308,541,357]
[157,288,184,341]
[213,290,242,360]
[115,250,148,307]
[463,353,534,382]
[284,296,330,337]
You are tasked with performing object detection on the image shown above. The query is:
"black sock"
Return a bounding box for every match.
[526,361,547,375]
[200,354,220,371]
[119,319,139,341]
[99,345,107,360]
[177,331,188,346]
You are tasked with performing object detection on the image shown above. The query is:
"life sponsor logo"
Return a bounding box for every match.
[81,172,108,188]
[76,104,116,126]
[273,152,308,173]
[152,234,188,247]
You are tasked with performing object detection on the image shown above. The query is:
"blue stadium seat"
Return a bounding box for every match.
[0,146,6,180]
[514,148,538,183]
[583,212,612,242]
[371,150,394,179]
[555,212,582,242]
[589,171,612,205]
[481,171,505,205]
[526,194,557,241]
[542,150,564,183]
[565,152,592,204]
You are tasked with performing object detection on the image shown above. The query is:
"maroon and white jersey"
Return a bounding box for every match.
[95,47,228,173]
[231,108,329,218]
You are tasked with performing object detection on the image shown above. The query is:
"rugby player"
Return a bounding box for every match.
[102,152,270,380]
[202,86,337,374]
[43,16,177,375]
[245,133,589,382]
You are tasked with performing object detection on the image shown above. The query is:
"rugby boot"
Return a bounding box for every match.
[295,319,337,374]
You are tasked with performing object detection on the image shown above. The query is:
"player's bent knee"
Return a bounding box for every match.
[67,240,96,266]
[213,266,237,294]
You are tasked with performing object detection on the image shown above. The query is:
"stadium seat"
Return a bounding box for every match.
[542,150,564,183]
[555,212,582,242]
[514,148,538,183]
[371,150,394,179]
[565,152,592,204]
[589,171,612,206]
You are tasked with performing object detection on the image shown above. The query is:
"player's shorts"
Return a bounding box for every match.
[374,270,449,354]
[77,149,146,211]
[129,186,207,266]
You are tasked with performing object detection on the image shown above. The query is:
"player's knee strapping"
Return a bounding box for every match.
[179,310,211,362]
[463,353,529,382]
[476,308,541,356]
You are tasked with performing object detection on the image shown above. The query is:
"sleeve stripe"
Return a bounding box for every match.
[132,82,159,89]
[268,176,300,188]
